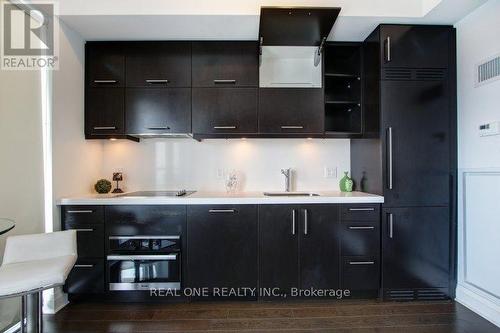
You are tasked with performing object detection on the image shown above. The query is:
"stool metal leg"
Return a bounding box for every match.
[20,295,27,333]
[26,292,41,333]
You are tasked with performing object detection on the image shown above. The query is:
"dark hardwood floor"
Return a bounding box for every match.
[44,300,500,333]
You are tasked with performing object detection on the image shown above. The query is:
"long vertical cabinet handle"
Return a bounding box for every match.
[388,213,394,239]
[303,209,308,235]
[385,36,391,63]
[387,127,393,190]
[291,209,296,235]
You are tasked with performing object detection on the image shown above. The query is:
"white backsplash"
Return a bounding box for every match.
[101,138,350,192]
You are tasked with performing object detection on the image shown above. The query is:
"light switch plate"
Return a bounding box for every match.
[479,121,500,137]
[324,167,337,179]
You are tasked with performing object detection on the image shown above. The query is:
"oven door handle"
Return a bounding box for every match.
[107,254,177,261]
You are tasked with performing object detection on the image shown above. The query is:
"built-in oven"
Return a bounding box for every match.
[106,235,181,291]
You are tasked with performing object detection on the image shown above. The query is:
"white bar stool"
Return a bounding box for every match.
[0,230,77,333]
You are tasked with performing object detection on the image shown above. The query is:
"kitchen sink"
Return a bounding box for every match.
[263,192,320,197]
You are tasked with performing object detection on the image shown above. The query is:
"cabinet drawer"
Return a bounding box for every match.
[341,204,380,221]
[192,88,258,134]
[64,223,104,258]
[65,259,105,294]
[342,256,379,293]
[62,206,104,224]
[341,222,379,256]
[192,41,258,87]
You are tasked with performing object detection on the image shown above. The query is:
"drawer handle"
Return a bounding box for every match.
[146,79,169,84]
[303,209,308,235]
[109,235,180,240]
[93,126,117,130]
[348,208,375,211]
[66,210,94,214]
[213,126,237,130]
[349,261,375,265]
[93,80,117,84]
[71,228,94,232]
[74,264,94,268]
[213,79,236,84]
[107,255,177,261]
[147,126,170,130]
[348,226,375,230]
[281,126,304,129]
[208,209,236,213]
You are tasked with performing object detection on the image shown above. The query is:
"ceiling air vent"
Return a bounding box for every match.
[476,53,500,87]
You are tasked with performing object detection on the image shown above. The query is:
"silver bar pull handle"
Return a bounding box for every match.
[146,79,169,84]
[388,213,394,239]
[208,209,236,213]
[71,228,94,232]
[66,210,93,214]
[291,209,296,235]
[147,126,170,130]
[349,261,375,265]
[107,255,177,261]
[385,36,391,63]
[348,208,375,211]
[281,126,304,129]
[93,126,117,130]
[303,209,308,235]
[213,79,236,84]
[387,127,393,190]
[93,80,117,84]
[74,264,94,268]
[213,126,237,130]
[349,226,375,230]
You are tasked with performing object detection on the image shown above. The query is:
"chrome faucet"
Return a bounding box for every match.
[281,168,292,192]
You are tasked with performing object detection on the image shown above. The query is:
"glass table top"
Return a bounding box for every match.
[0,218,15,235]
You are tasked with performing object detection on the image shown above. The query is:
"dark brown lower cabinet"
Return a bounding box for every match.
[342,256,379,297]
[65,259,105,294]
[187,205,258,299]
[382,206,451,300]
[259,205,341,299]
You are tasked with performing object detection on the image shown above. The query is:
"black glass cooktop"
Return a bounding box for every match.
[116,190,195,197]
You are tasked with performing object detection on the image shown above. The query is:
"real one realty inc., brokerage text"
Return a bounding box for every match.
[150,287,352,299]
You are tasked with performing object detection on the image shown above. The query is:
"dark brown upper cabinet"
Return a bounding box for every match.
[380,25,452,69]
[85,87,125,137]
[192,42,259,87]
[86,43,125,88]
[192,88,258,135]
[259,88,324,134]
[125,42,191,88]
[126,88,191,135]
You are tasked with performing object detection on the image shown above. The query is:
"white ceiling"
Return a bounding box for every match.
[59,0,488,41]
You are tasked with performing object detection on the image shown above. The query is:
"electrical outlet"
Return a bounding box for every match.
[479,121,500,137]
[216,168,225,179]
[324,166,337,179]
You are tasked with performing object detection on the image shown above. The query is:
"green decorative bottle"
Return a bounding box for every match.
[339,171,353,192]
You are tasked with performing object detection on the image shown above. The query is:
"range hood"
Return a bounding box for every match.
[258,7,341,88]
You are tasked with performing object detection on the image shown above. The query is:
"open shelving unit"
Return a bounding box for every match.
[324,43,363,135]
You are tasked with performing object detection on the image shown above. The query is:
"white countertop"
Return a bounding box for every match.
[57,191,384,205]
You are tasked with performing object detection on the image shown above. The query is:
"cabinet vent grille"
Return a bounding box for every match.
[385,289,449,301]
[476,54,500,87]
[415,69,446,81]
[383,68,446,81]
[383,68,412,80]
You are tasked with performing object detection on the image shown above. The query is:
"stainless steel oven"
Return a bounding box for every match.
[107,235,181,291]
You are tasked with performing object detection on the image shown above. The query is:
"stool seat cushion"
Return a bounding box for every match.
[0,255,77,296]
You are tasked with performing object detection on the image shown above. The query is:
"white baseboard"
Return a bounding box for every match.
[456,284,500,328]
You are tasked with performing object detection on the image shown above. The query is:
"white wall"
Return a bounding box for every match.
[455,0,500,327]
[101,139,350,193]
[0,56,45,332]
